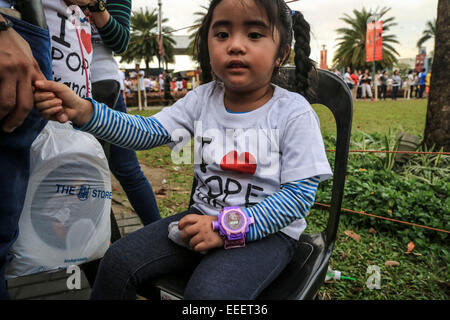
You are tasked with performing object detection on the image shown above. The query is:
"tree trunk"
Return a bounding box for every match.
[423,0,450,151]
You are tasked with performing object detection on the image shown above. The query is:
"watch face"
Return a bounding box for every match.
[224,211,244,230]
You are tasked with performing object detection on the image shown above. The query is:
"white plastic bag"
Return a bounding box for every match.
[6,121,111,279]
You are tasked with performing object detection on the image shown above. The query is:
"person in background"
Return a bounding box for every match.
[406,70,414,100]
[418,68,427,98]
[85,1,161,226]
[350,70,359,101]
[143,77,151,93]
[375,70,382,100]
[118,69,126,107]
[163,69,174,105]
[343,67,354,91]
[360,69,374,102]
[379,71,388,100]
[391,69,401,100]
[413,72,419,98]
[356,69,363,100]
[130,64,146,107]
[124,75,132,95]
[158,74,164,93]
[425,71,431,97]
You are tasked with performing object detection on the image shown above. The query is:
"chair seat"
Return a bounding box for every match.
[143,232,329,300]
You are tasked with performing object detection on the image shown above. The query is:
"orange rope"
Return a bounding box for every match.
[326,149,450,155]
[314,202,450,234]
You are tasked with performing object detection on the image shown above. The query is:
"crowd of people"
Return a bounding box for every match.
[336,67,430,102]
[2,0,333,301]
[121,64,202,107]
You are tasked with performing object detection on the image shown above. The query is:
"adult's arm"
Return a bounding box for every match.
[89,0,131,54]
[0,13,45,132]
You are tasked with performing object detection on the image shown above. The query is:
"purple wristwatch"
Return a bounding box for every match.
[212,206,254,249]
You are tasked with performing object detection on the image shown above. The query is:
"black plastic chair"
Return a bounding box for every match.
[142,68,353,300]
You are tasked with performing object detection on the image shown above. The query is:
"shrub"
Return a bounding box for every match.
[317,133,449,255]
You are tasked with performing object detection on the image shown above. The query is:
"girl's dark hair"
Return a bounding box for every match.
[194,0,316,100]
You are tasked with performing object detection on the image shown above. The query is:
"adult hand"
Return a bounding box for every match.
[178,214,224,252]
[66,0,110,28]
[0,16,46,133]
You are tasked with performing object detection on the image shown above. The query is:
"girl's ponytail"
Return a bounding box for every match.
[291,11,316,101]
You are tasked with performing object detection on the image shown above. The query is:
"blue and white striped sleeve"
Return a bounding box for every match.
[79,98,172,150]
[244,176,320,241]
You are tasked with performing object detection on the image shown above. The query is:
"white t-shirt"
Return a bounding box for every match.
[407,74,414,86]
[43,0,92,98]
[343,72,352,85]
[143,78,151,90]
[118,69,125,91]
[91,42,119,84]
[154,81,332,239]
[130,70,145,91]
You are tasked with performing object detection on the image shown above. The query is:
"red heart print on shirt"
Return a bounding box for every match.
[80,29,92,54]
[220,151,257,175]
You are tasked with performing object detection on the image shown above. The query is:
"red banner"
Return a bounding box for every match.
[366,21,383,62]
[415,53,426,72]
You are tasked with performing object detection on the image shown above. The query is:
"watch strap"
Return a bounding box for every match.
[88,1,106,12]
[0,17,13,32]
[224,238,245,249]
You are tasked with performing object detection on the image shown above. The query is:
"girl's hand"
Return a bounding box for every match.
[178,214,224,252]
[34,80,94,127]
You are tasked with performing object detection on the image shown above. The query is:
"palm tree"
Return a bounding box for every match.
[187,2,210,59]
[332,7,400,70]
[417,19,436,49]
[119,8,176,73]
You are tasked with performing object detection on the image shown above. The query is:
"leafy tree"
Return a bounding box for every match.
[332,7,400,70]
[187,2,210,59]
[119,8,176,73]
[417,19,436,49]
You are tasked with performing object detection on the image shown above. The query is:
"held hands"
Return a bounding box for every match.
[34,80,94,127]
[0,22,45,132]
[178,214,224,252]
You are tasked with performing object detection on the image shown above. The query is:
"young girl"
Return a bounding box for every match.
[34,0,332,300]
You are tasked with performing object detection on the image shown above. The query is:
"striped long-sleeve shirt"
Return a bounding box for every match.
[81,98,319,241]
[94,0,131,54]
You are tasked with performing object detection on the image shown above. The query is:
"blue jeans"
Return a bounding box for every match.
[110,93,161,225]
[91,208,296,300]
[0,15,52,300]
[392,86,399,100]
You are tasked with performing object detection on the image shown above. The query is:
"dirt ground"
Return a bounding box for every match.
[110,162,168,217]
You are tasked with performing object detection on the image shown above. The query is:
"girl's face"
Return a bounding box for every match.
[207,0,281,94]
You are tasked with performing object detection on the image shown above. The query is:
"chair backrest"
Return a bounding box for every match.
[277,67,353,246]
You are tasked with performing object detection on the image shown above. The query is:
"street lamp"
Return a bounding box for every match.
[158,0,163,69]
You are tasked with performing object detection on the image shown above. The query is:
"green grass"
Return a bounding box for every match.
[132,99,429,137]
[129,99,449,300]
[313,99,428,136]
[306,209,449,300]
